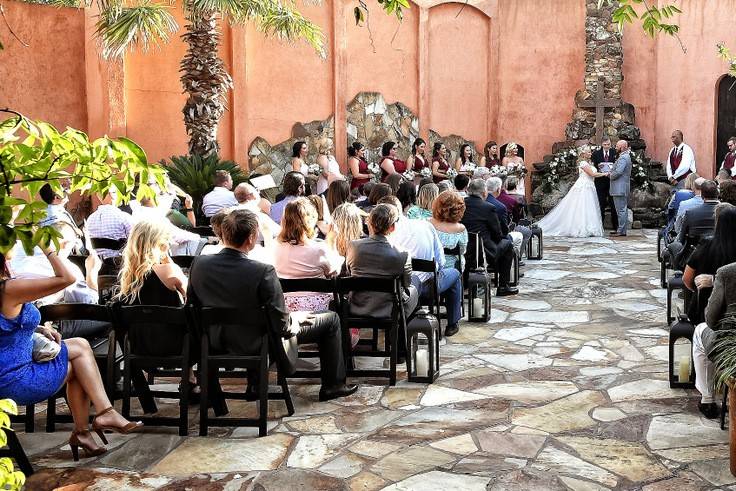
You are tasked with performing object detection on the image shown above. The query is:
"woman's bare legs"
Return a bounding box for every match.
[65,374,90,431]
[64,338,132,428]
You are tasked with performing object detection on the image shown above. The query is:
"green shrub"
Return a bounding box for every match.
[163,154,248,220]
[0,399,25,491]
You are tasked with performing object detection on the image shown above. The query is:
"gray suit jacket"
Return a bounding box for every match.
[609,151,632,197]
[346,235,413,319]
[705,262,736,330]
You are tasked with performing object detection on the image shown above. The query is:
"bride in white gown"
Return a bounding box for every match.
[536,146,608,237]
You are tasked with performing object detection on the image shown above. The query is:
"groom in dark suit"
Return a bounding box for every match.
[592,137,618,231]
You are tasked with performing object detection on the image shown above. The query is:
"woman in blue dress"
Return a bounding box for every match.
[0,243,142,461]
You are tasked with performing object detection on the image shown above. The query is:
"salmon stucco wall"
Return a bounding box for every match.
[2,0,735,180]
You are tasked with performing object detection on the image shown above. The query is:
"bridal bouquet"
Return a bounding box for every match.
[307,163,322,176]
[420,167,432,179]
[489,165,507,178]
[460,162,477,173]
[446,169,458,180]
[507,165,528,178]
[402,170,416,181]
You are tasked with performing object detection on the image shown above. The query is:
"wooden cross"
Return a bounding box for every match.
[578,78,621,143]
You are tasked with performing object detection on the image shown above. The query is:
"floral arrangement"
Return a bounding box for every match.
[402,170,415,181]
[0,399,25,491]
[489,165,506,177]
[420,167,432,179]
[446,168,458,180]
[460,162,477,173]
[630,150,654,192]
[307,163,322,177]
[367,162,381,183]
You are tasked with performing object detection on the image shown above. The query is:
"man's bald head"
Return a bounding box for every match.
[616,140,629,152]
[672,130,683,146]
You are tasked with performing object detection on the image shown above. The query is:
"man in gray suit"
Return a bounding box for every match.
[346,204,419,320]
[609,140,633,237]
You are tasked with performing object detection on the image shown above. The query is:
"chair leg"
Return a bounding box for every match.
[278,373,295,416]
[666,285,673,325]
[24,404,35,434]
[179,349,190,437]
[722,386,729,431]
[389,326,397,387]
[45,395,57,433]
[199,338,209,437]
[258,366,268,437]
[5,430,33,476]
[122,356,132,420]
[660,261,667,288]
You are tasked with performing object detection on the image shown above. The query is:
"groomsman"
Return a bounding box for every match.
[720,136,736,178]
[592,137,618,230]
[666,130,696,189]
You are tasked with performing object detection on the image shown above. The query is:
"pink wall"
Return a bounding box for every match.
[3,0,734,181]
[0,1,87,132]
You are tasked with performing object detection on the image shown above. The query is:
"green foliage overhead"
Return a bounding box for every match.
[0,110,165,254]
[0,399,25,491]
[163,153,247,218]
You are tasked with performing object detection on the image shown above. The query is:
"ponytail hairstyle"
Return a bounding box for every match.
[348,141,364,158]
[432,142,445,160]
[411,138,426,156]
[381,141,396,157]
[292,141,307,158]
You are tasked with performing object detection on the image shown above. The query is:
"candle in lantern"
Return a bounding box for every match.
[678,355,690,383]
[472,298,484,316]
[415,349,429,377]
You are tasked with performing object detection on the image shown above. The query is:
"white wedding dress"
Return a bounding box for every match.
[536,161,604,237]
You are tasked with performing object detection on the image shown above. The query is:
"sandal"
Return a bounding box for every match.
[69,429,107,461]
[91,407,143,440]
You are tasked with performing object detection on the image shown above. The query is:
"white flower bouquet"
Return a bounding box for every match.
[367,162,381,177]
[460,162,477,173]
[420,167,432,179]
[446,168,458,180]
[307,163,322,176]
[402,170,416,181]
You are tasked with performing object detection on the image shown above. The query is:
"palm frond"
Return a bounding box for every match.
[188,0,325,57]
[95,1,179,59]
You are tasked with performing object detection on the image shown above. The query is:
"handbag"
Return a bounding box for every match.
[32,331,61,362]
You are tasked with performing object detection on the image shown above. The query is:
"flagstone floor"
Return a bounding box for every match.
[19,230,733,490]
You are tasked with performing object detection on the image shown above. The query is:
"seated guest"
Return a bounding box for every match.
[473,167,491,181]
[719,179,736,206]
[200,210,229,256]
[134,195,205,256]
[365,183,392,213]
[234,182,271,216]
[664,173,698,240]
[386,173,404,195]
[382,196,463,336]
[498,176,525,224]
[694,258,736,418]
[454,174,470,198]
[674,177,706,233]
[87,188,135,260]
[234,182,280,243]
[396,180,417,216]
[486,178,530,261]
[202,170,238,218]
[38,182,84,250]
[461,179,518,296]
[188,209,357,401]
[307,195,332,239]
[430,191,468,272]
[271,171,306,224]
[676,180,720,245]
[683,204,736,324]
[0,242,141,460]
[274,198,342,312]
[716,169,732,186]
[326,203,364,261]
[355,181,375,209]
[437,180,453,194]
[346,204,419,353]
[407,183,438,220]
[327,179,351,213]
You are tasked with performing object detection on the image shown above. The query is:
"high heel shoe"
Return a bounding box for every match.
[91,407,144,439]
[69,429,107,462]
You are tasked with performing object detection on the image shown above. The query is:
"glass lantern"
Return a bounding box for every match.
[527,226,543,260]
[467,272,491,323]
[669,315,696,389]
[406,309,440,383]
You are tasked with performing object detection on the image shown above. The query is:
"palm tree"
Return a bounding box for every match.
[93,0,325,157]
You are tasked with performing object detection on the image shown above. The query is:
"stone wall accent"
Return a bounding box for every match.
[248,117,334,187]
[346,92,419,163]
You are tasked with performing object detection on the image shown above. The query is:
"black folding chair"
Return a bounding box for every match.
[190,226,216,237]
[0,430,33,476]
[337,276,407,386]
[90,238,126,276]
[39,303,117,433]
[444,245,465,318]
[97,275,119,305]
[114,305,194,436]
[196,307,294,437]
[411,258,443,335]
[278,278,338,379]
[171,255,196,272]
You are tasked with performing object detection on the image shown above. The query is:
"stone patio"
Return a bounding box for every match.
[18,230,732,490]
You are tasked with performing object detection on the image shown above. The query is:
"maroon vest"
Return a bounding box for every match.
[669,147,683,172]
[723,152,736,171]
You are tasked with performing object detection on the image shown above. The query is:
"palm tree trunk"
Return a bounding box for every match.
[180,10,233,157]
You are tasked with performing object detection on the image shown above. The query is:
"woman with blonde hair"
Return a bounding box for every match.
[327,202,365,259]
[407,183,439,220]
[502,142,526,197]
[535,145,607,237]
[274,198,342,312]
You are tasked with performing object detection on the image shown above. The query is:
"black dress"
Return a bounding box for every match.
[127,272,186,356]
[686,239,722,324]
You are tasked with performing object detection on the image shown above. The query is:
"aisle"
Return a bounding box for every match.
[23,230,731,490]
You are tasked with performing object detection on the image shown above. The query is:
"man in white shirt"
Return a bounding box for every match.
[381,196,463,337]
[202,170,238,217]
[666,130,697,189]
[86,188,135,260]
[38,183,84,251]
[233,183,281,240]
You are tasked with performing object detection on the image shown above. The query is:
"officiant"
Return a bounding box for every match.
[592,137,618,231]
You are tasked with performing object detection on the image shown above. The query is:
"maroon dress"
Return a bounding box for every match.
[432,158,450,184]
[413,155,427,173]
[381,157,407,182]
[351,157,371,190]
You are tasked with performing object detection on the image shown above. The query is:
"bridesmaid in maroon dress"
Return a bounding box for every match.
[380,141,409,182]
[407,138,427,175]
[348,141,372,190]
[480,141,500,168]
[432,142,451,183]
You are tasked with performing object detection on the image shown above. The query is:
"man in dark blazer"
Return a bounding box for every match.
[461,179,518,296]
[188,209,357,402]
[592,137,618,231]
[676,180,720,244]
